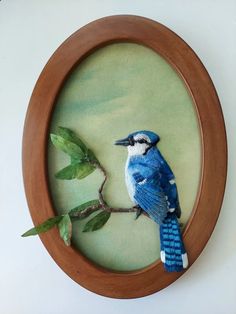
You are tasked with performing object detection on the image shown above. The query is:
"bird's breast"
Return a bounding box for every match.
[125,157,136,203]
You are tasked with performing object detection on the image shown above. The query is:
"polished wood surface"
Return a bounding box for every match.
[22,15,227,298]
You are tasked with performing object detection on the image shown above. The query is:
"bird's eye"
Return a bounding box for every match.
[137,139,147,144]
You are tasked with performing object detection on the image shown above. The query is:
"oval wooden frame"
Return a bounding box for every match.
[22,15,227,298]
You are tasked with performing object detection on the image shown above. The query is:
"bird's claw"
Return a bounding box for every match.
[135,206,143,220]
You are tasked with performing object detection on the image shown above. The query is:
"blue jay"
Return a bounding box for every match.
[115,130,188,272]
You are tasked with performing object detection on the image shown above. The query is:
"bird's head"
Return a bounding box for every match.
[115,130,160,156]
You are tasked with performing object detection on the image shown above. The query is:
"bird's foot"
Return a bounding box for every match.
[135,206,143,220]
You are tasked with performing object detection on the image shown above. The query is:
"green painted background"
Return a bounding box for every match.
[48,43,201,271]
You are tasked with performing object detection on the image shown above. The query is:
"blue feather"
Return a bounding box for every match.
[134,183,167,224]
[160,213,187,272]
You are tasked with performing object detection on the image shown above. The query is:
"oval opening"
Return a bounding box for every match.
[48,42,201,271]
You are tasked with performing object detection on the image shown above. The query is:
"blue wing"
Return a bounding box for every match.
[130,148,181,223]
[132,170,168,224]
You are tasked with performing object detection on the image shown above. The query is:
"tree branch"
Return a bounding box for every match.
[70,204,148,220]
[96,163,107,207]
[70,205,102,219]
[69,163,149,219]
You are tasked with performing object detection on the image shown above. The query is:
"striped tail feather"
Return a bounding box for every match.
[160,212,188,272]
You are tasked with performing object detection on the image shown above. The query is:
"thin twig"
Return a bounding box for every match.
[106,207,149,217]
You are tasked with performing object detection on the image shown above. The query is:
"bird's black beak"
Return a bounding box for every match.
[114,137,131,146]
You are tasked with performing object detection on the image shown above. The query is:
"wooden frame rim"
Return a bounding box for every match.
[22,15,227,298]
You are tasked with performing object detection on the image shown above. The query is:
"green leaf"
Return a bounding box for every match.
[69,199,101,216]
[70,156,80,165]
[75,162,96,179]
[21,216,63,237]
[55,164,79,180]
[50,134,84,160]
[58,214,72,246]
[83,211,111,232]
[87,149,100,165]
[55,162,95,180]
[57,127,88,153]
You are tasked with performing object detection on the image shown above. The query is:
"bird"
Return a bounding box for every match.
[115,130,188,272]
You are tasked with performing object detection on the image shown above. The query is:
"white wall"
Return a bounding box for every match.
[1,1,236,313]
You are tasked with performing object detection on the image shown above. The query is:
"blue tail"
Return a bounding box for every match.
[160,212,188,272]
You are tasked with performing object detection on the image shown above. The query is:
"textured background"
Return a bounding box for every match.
[48,43,201,270]
[1,1,235,313]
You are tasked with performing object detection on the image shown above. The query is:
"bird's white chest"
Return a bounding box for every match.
[125,157,136,203]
